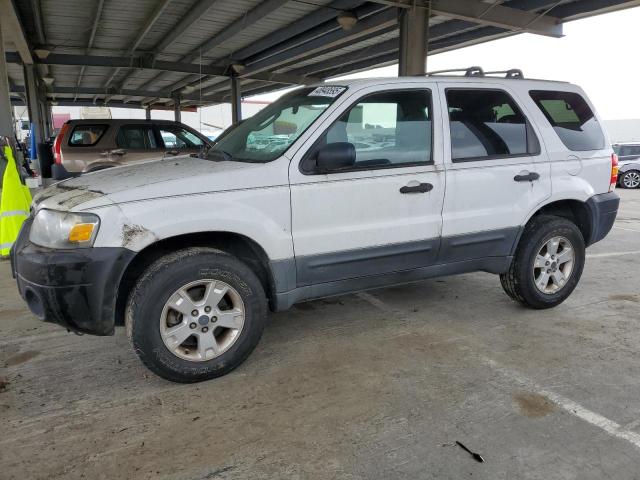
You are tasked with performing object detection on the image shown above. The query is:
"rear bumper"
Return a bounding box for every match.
[11,219,135,335]
[586,191,619,246]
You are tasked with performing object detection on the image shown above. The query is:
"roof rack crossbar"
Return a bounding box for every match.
[484,69,524,79]
[425,67,524,79]
[426,66,484,77]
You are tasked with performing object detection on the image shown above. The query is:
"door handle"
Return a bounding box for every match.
[166,150,180,156]
[514,171,540,182]
[110,149,127,156]
[400,182,433,194]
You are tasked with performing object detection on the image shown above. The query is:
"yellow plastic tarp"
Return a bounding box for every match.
[0,145,32,256]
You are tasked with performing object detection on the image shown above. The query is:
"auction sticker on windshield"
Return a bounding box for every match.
[308,86,346,97]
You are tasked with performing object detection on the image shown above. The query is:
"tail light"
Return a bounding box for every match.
[53,123,69,164]
[609,153,619,192]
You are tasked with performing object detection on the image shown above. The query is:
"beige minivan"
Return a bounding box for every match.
[52,119,212,179]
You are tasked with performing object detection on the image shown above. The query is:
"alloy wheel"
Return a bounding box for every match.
[159,279,245,362]
[533,236,575,294]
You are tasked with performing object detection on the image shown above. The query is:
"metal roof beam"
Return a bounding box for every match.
[368,0,563,37]
[8,53,229,76]
[242,7,398,77]
[231,0,365,60]
[158,1,376,96]
[76,0,105,90]
[10,85,211,103]
[116,0,223,89]
[103,0,173,88]
[137,0,291,93]
[0,0,34,64]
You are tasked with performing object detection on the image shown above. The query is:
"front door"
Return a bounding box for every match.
[110,124,165,164]
[289,85,445,287]
[437,83,552,262]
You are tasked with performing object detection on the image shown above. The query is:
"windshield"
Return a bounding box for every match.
[209,86,346,163]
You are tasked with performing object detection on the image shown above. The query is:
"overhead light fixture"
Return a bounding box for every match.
[337,11,358,31]
[50,100,58,106]
[182,85,195,94]
[33,48,50,59]
[42,76,55,86]
[231,63,246,74]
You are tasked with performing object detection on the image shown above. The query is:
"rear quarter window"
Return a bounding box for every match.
[68,124,108,146]
[529,90,605,151]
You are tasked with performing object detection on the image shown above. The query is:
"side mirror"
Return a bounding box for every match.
[315,142,356,172]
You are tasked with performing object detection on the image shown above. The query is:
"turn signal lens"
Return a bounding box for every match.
[68,223,96,242]
[610,153,619,192]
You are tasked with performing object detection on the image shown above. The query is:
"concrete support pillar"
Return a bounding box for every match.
[173,95,181,123]
[42,99,53,139]
[24,64,44,144]
[230,75,242,125]
[0,21,14,138]
[398,5,430,76]
[145,108,151,120]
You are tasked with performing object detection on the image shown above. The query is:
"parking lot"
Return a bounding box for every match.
[0,188,636,479]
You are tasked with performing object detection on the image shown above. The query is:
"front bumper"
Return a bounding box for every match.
[11,218,135,335]
[585,191,620,246]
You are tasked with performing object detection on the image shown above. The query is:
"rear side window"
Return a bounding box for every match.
[529,90,605,151]
[619,145,640,157]
[446,89,537,162]
[116,126,158,149]
[68,125,107,146]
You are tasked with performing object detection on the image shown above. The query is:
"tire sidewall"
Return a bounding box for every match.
[128,249,266,382]
[516,219,585,308]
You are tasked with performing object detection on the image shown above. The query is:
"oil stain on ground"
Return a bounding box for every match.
[513,392,555,418]
[5,350,40,367]
[609,294,639,303]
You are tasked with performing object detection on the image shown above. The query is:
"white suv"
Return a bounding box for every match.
[12,69,620,383]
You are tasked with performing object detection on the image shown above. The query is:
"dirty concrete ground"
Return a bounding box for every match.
[1,190,639,480]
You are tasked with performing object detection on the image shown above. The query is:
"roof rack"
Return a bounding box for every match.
[426,66,524,79]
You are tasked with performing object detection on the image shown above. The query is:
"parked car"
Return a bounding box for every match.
[51,119,212,179]
[613,143,640,188]
[13,70,620,383]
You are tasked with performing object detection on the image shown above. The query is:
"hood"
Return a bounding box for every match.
[33,156,285,211]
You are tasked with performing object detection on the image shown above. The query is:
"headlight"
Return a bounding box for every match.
[30,209,100,249]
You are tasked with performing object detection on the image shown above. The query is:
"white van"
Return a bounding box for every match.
[12,69,620,382]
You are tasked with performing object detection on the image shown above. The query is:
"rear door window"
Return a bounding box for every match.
[116,125,158,149]
[68,125,107,146]
[446,89,537,162]
[529,90,605,151]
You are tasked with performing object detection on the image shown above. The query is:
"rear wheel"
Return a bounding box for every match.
[620,170,640,189]
[126,247,267,383]
[500,215,585,309]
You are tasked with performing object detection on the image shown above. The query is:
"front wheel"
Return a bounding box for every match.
[126,247,267,383]
[620,170,640,189]
[500,215,585,309]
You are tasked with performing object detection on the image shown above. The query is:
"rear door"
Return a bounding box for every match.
[289,84,445,286]
[111,124,164,164]
[438,82,551,262]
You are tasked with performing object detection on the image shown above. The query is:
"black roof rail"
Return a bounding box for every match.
[426,66,484,77]
[484,69,524,79]
[425,67,524,79]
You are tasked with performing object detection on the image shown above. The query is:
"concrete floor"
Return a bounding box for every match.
[1,190,639,480]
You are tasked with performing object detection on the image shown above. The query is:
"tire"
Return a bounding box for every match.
[620,170,640,189]
[500,215,585,309]
[126,247,267,383]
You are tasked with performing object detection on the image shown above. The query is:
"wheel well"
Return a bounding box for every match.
[529,200,591,243]
[114,232,276,326]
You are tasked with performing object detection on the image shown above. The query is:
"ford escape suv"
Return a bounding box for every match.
[51,119,212,179]
[12,69,620,383]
